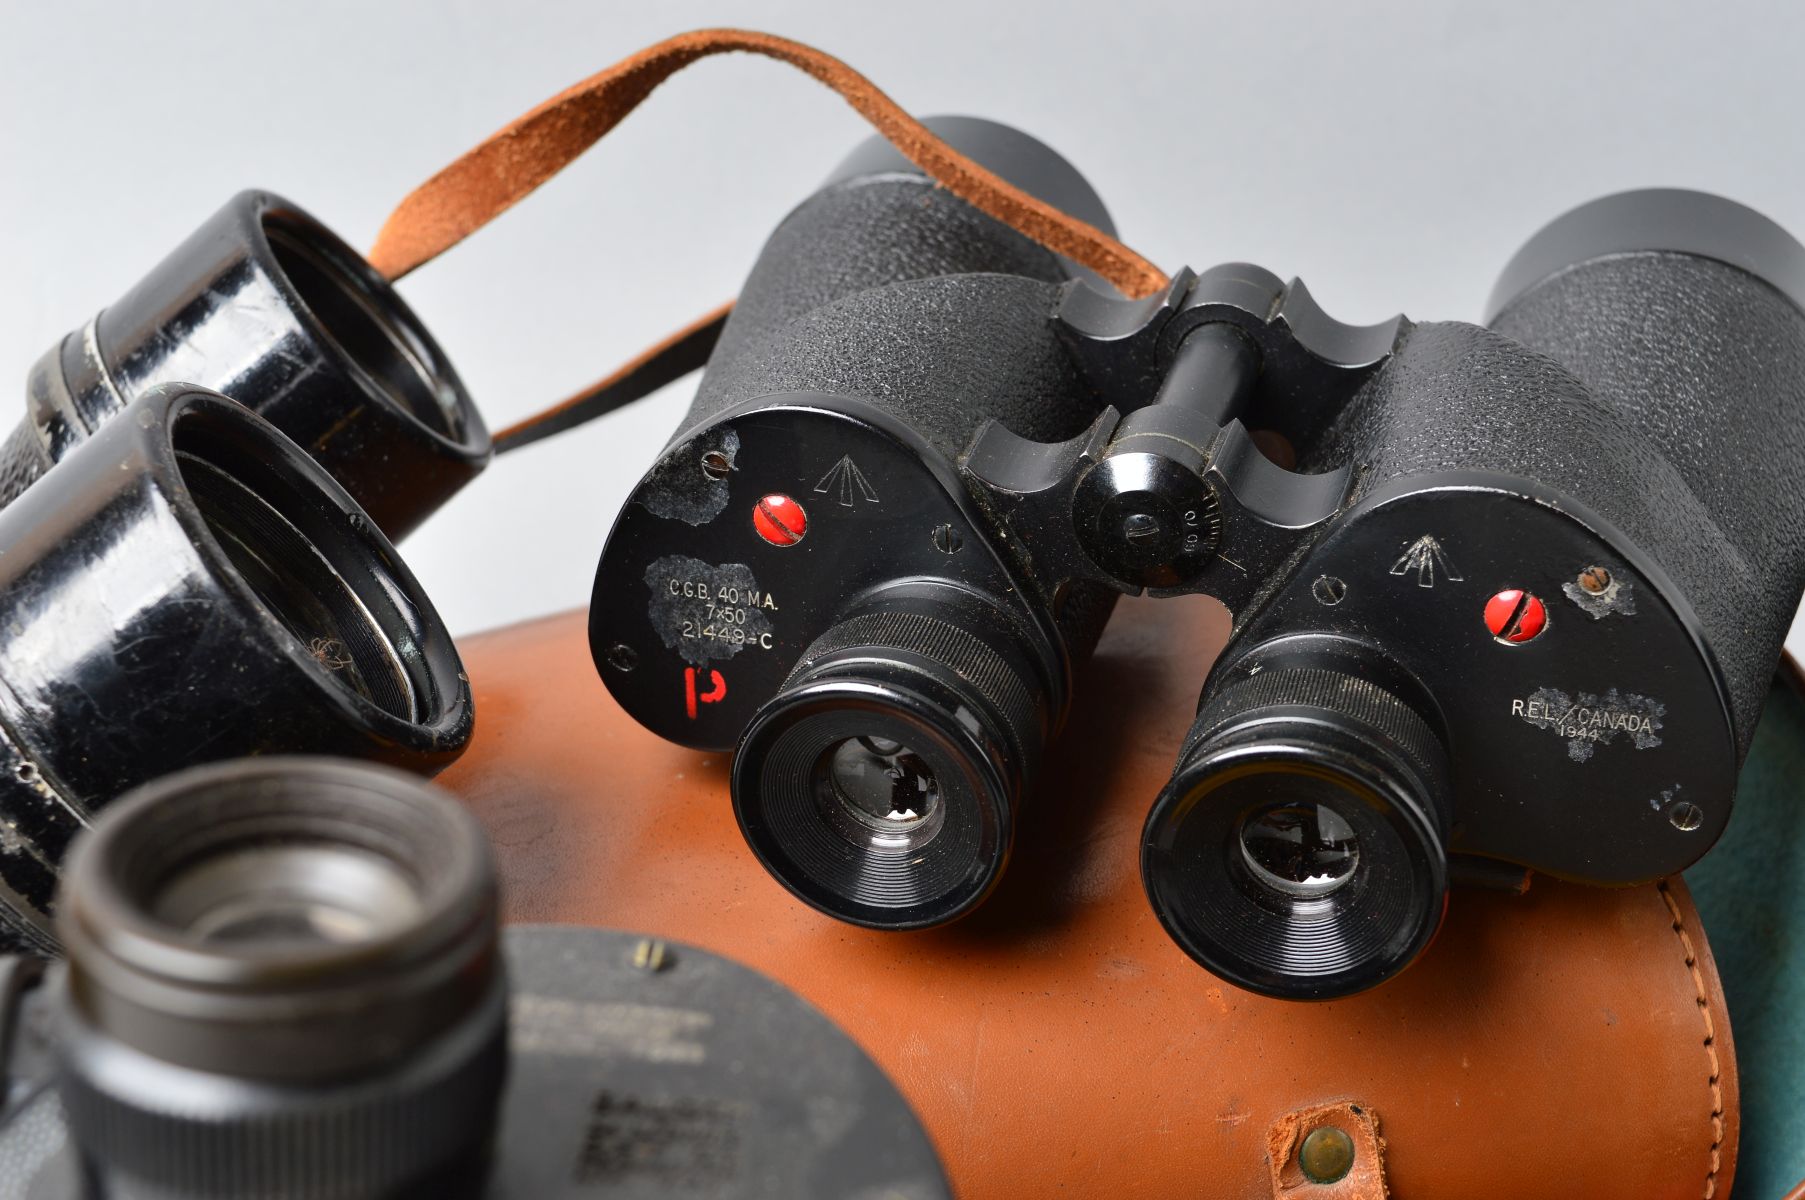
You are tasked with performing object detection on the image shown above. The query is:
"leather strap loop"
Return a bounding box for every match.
[368,27,1168,299]
[491,301,729,452]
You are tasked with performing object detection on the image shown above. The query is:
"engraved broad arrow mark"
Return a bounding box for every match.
[1389,535,1463,588]
[813,456,880,508]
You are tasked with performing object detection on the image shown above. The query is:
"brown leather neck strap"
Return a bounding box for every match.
[492,301,729,451]
[368,27,1167,298]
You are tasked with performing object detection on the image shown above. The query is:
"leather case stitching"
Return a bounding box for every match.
[1658,879,1726,1199]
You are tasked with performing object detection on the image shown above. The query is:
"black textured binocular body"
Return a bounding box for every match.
[0,760,950,1200]
[592,119,1805,997]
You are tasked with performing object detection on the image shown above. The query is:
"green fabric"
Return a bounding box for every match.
[1685,679,1805,1199]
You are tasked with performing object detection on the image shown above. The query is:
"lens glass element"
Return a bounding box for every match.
[1237,800,1360,899]
[265,216,465,438]
[151,843,425,947]
[825,735,942,843]
[1143,757,1443,998]
[172,405,425,722]
[737,693,1004,929]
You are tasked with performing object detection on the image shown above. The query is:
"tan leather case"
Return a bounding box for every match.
[439,595,1737,1199]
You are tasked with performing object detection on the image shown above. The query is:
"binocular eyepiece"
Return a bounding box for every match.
[1141,643,1451,998]
[1139,189,1805,997]
[594,119,1805,1002]
[734,584,1053,928]
[54,758,506,1198]
[593,117,1106,931]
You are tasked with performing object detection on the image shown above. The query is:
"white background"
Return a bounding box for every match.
[3,0,1804,645]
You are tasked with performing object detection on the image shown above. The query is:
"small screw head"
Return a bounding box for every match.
[1578,566,1614,595]
[1669,801,1704,832]
[1485,589,1549,643]
[631,938,673,972]
[754,494,808,547]
[606,643,638,672]
[1121,512,1162,542]
[1312,576,1348,606]
[1298,1125,1356,1185]
[931,523,964,555]
[700,450,732,480]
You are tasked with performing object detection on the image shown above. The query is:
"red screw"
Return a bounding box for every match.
[1484,589,1548,643]
[753,494,808,547]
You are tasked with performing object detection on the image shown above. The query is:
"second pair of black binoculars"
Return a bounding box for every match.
[0,191,492,952]
[591,118,1805,999]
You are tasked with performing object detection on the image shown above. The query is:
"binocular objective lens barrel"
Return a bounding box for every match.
[11,191,489,538]
[177,430,419,721]
[733,591,1054,930]
[0,385,472,953]
[259,210,467,441]
[1141,650,1452,999]
[54,758,506,1200]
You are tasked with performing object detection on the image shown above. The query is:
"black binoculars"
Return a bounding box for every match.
[0,759,950,1199]
[0,104,1800,1010]
[0,193,490,953]
[592,118,1805,998]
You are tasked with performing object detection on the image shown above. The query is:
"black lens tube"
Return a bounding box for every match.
[733,587,1053,929]
[1485,188,1805,324]
[54,757,504,1199]
[0,385,472,954]
[1142,646,1451,999]
[5,190,489,538]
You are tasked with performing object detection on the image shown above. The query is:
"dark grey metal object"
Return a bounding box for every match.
[965,261,1397,611]
[52,758,504,1199]
[0,757,950,1199]
[484,926,951,1200]
[0,935,950,1200]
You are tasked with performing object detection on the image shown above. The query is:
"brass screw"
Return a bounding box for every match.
[700,450,732,480]
[1298,1126,1356,1185]
[1578,566,1613,595]
[631,938,672,972]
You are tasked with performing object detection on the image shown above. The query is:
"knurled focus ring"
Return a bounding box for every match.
[1182,666,1445,785]
[56,987,505,1199]
[787,609,1043,766]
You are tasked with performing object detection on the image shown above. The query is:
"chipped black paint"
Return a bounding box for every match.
[639,429,739,526]
[642,554,776,667]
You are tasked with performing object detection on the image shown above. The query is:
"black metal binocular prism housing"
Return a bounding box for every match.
[0,759,950,1200]
[592,117,1805,998]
